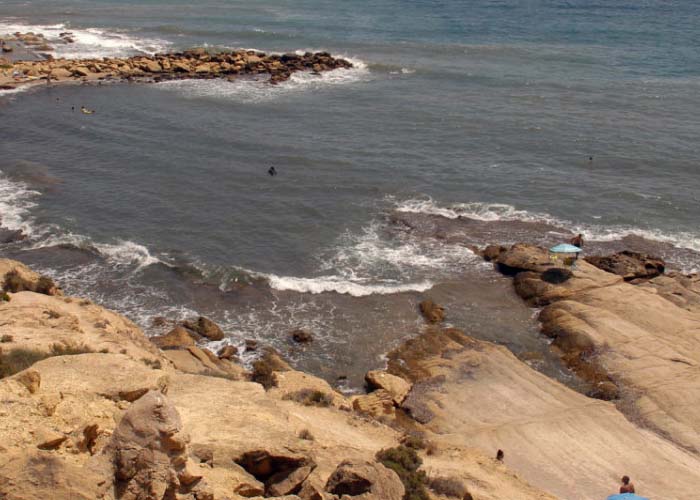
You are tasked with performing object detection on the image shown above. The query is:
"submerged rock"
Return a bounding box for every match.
[419,299,445,324]
[182,316,225,341]
[290,328,314,343]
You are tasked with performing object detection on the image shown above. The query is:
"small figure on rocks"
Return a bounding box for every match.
[268,166,277,176]
[496,449,504,462]
[619,475,635,494]
[570,233,584,248]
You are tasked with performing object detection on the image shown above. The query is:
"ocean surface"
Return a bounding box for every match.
[1,0,699,389]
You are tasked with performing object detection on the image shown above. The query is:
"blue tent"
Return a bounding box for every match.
[606,494,649,500]
[549,243,582,253]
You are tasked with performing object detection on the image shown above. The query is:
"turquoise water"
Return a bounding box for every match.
[1,0,699,384]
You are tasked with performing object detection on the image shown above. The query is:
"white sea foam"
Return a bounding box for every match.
[0,172,40,235]
[0,85,30,98]
[394,197,700,254]
[395,197,558,224]
[93,240,163,268]
[0,19,169,59]
[265,274,433,296]
[155,55,370,103]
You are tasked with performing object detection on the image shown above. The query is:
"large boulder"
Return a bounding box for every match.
[182,316,225,341]
[151,325,196,348]
[109,391,208,499]
[495,244,553,276]
[365,370,411,405]
[585,251,665,281]
[325,460,404,500]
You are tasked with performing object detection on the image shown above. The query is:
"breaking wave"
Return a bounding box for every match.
[394,197,700,254]
[0,19,169,59]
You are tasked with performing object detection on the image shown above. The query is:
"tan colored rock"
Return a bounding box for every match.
[51,67,72,78]
[0,258,59,295]
[325,460,404,500]
[217,344,238,360]
[162,346,246,379]
[419,299,445,323]
[171,60,191,72]
[152,325,197,348]
[267,464,314,496]
[71,66,90,77]
[270,370,348,409]
[182,316,225,341]
[352,390,395,418]
[110,391,194,499]
[31,353,168,402]
[365,370,411,405]
[142,59,162,73]
[387,327,700,500]
[14,369,41,394]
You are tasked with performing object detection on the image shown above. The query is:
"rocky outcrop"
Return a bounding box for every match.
[0,257,581,500]
[365,370,411,405]
[386,326,700,500]
[181,316,225,341]
[0,258,61,295]
[473,243,700,495]
[151,325,197,348]
[0,48,353,91]
[325,460,404,500]
[108,391,203,500]
[585,250,665,280]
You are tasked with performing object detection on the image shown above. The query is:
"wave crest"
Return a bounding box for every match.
[0,19,169,59]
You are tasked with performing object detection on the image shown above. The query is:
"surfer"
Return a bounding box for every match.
[80,106,95,115]
[268,166,277,176]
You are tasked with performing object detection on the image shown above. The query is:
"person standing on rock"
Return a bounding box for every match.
[570,233,584,248]
[619,475,635,494]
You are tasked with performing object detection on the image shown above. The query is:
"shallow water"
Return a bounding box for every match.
[1,0,699,388]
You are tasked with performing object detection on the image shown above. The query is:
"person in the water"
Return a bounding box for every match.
[268,166,277,176]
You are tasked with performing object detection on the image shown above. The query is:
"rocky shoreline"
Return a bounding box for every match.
[0,258,546,500]
[2,240,700,499]
[0,32,353,92]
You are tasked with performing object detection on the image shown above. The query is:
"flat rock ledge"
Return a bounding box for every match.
[0,48,353,90]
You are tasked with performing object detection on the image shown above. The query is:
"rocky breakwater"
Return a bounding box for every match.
[0,47,353,91]
[0,257,552,500]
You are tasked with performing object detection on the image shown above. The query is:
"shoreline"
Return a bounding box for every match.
[0,257,553,500]
[2,237,700,498]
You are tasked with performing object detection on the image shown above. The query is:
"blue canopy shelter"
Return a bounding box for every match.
[549,243,583,268]
[549,243,583,254]
[606,494,650,500]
